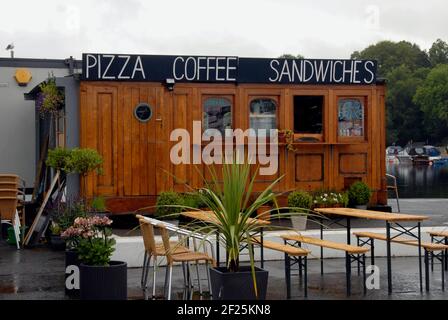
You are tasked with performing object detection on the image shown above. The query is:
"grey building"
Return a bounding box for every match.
[0,57,80,188]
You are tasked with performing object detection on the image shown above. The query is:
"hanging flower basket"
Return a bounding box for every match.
[36,77,64,117]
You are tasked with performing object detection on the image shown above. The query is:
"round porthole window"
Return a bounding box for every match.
[134,103,153,122]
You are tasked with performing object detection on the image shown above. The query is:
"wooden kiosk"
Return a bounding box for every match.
[79,54,386,213]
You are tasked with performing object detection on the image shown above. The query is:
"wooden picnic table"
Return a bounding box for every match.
[181,210,270,267]
[314,207,429,294]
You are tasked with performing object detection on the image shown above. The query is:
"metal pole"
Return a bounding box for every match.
[386,222,392,294]
[345,253,351,296]
[320,218,324,275]
[260,228,264,269]
[418,222,423,292]
[424,249,429,292]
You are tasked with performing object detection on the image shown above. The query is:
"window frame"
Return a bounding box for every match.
[248,96,279,139]
[201,95,234,137]
[291,94,325,142]
[336,96,367,143]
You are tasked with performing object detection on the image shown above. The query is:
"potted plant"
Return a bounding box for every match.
[48,222,66,251]
[67,148,103,202]
[188,161,289,300]
[255,193,278,221]
[36,76,64,118]
[277,129,297,152]
[347,181,371,209]
[312,190,348,209]
[89,196,109,216]
[287,191,313,230]
[65,215,126,300]
[59,200,88,297]
[155,191,183,225]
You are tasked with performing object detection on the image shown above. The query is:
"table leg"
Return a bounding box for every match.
[216,230,220,267]
[445,237,448,271]
[346,217,351,244]
[260,228,264,269]
[386,222,392,294]
[418,222,423,292]
[320,218,324,275]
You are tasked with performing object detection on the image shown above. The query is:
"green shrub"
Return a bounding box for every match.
[91,196,107,212]
[288,191,312,212]
[181,192,203,209]
[46,147,73,172]
[68,148,103,176]
[155,191,183,219]
[348,181,371,206]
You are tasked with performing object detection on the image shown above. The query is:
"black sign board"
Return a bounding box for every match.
[82,53,377,85]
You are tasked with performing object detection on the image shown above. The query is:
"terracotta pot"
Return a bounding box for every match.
[256,205,271,220]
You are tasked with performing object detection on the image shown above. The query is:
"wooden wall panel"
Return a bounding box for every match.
[295,154,323,182]
[339,153,367,174]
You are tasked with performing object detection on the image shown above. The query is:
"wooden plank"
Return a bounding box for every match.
[281,234,369,254]
[354,232,448,251]
[253,237,309,256]
[428,231,448,237]
[316,207,428,222]
[181,210,270,226]
[24,171,60,245]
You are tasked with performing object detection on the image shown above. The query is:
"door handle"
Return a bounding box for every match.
[155,118,163,122]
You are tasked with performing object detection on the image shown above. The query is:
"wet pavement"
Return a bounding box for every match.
[1,240,447,300]
[1,198,447,300]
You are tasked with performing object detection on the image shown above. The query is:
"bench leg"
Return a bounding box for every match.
[285,252,291,299]
[431,236,434,272]
[371,238,375,270]
[441,250,445,291]
[304,256,308,298]
[425,249,430,292]
[363,254,367,295]
[357,238,360,276]
[445,238,448,271]
[320,221,324,275]
[345,253,351,296]
[299,256,303,278]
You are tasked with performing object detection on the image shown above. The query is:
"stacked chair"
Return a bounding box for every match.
[136,215,215,300]
[0,174,26,249]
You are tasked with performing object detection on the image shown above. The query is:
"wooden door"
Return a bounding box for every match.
[80,83,160,199]
[121,85,158,196]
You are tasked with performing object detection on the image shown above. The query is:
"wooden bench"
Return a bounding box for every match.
[253,237,309,298]
[428,231,448,271]
[281,234,369,296]
[353,231,448,291]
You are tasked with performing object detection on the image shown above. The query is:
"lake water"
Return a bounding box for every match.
[387,162,448,198]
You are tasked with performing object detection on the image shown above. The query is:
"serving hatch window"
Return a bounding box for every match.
[203,97,232,136]
[338,98,364,137]
[249,98,277,136]
[293,96,324,134]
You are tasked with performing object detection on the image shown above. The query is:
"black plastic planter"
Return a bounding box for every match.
[80,261,127,300]
[65,249,80,297]
[50,235,66,251]
[210,266,268,300]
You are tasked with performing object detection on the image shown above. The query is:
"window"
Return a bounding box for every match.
[338,98,364,137]
[203,97,232,136]
[293,96,323,134]
[249,98,277,136]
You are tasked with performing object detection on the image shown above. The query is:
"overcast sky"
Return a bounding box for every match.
[0,0,447,60]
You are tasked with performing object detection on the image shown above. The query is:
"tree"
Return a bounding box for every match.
[413,64,448,142]
[278,53,304,59]
[351,40,430,77]
[385,65,429,145]
[428,39,448,66]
